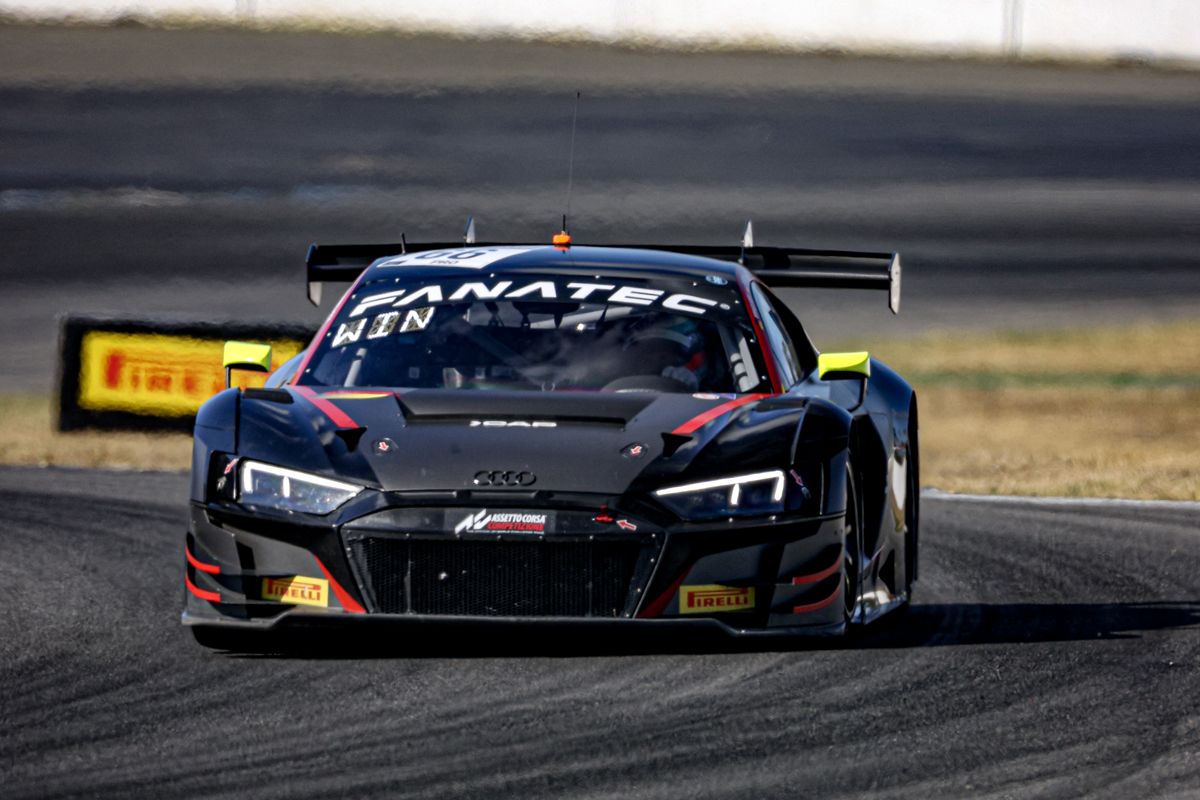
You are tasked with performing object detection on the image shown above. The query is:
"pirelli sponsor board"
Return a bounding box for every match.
[58,315,314,432]
[78,330,305,416]
[679,584,756,614]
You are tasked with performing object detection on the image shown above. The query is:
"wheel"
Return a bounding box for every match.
[843,460,863,629]
[904,403,920,601]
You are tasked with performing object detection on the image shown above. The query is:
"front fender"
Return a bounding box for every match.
[191,388,239,502]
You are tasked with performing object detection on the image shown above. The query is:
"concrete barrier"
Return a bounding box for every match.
[1019,0,1200,61]
[2,1,1197,64]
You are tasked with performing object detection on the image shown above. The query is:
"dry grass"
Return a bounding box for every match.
[0,394,191,471]
[2,319,1198,498]
[866,318,1200,383]
[833,319,1200,500]
[919,386,1200,499]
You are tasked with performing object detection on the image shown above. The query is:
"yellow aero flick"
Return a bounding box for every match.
[222,340,272,373]
[77,331,303,417]
[261,576,329,608]
[817,351,871,380]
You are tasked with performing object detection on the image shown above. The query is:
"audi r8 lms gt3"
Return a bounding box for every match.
[183,232,919,647]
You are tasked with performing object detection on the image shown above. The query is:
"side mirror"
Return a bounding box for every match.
[818,351,870,411]
[817,351,870,381]
[223,341,272,389]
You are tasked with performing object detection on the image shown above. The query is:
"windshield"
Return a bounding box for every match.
[298,273,769,393]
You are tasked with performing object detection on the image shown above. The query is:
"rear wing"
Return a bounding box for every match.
[306,241,901,313]
[599,244,901,314]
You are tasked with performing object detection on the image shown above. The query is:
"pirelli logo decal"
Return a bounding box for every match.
[262,576,329,608]
[679,584,755,614]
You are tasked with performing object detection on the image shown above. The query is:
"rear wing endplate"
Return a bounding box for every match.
[306,241,901,313]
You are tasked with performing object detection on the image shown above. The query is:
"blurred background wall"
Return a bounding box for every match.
[3,0,1199,65]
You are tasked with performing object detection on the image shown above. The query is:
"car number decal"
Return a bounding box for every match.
[376,247,538,270]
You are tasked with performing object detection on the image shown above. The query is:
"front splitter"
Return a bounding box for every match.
[182,607,847,639]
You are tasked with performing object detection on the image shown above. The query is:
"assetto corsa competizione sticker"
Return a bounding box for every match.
[452,509,553,535]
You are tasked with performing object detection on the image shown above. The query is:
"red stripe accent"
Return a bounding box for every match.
[738,275,782,393]
[636,567,692,618]
[293,386,360,429]
[791,556,841,586]
[291,273,367,384]
[792,583,842,615]
[185,575,222,603]
[314,557,366,614]
[186,544,221,575]
[671,393,769,435]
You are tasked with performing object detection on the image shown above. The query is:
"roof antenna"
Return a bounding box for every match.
[400,232,407,254]
[553,91,581,249]
[739,220,754,265]
[464,216,476,245]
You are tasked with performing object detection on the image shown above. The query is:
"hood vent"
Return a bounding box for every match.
[335,426,367,451]
[396,391,654,428]
[660,432,692,457]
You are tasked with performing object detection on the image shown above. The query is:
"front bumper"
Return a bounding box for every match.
[183,499,847,637]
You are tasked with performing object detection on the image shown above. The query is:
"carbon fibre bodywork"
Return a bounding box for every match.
[183,244,918,643]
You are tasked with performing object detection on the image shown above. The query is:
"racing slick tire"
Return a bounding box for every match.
[843,459,863,632]
[903,403,920,606]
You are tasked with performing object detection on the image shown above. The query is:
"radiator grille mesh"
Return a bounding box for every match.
[350,537,642,618]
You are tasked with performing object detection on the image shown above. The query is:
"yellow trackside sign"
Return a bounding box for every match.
[77,331,304,417]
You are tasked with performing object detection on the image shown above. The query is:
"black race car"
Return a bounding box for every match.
[184,230,918,647]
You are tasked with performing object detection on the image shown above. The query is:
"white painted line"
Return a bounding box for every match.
[922,488,1200,511]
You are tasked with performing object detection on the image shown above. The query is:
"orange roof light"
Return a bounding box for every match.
[552,231,572,249]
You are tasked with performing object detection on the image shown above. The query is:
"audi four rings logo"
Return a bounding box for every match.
[473,470,537,487]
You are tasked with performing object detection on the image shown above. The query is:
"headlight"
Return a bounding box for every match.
[654,469,786,520]
[238,460,362,515]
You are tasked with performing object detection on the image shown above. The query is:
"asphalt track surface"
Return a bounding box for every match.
[2,25,1200,799]
[1,466,1198,799]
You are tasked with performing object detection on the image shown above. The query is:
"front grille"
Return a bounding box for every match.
[348,537,643,617]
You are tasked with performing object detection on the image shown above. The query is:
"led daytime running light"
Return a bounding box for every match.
[240,461,361,496]
[237,460,363,514]
[655,470,786,504]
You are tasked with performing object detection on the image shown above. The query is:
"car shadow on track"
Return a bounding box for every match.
[203,601,1200,658]
[854,600,1200,649]
[215,625,809,659]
